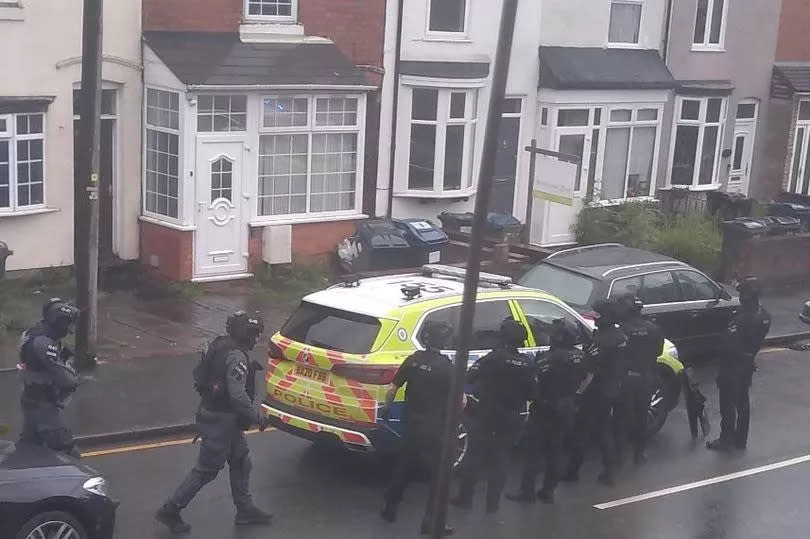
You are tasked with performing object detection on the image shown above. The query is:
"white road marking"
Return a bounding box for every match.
[594,453,810,510]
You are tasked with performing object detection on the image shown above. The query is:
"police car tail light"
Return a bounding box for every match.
[268,340,284,359]
[332,364,399,385]
[581,311,597,322]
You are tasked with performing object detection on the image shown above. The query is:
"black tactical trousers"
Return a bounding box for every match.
[616,372,652,461]
[519,402,575,495]
[566,391,617,477]
[456,415,519,511]
[384,422,441,522]
[20,399,79,458]
[170,412,253,511]
[717,370,752,448]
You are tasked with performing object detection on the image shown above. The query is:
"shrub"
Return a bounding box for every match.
[652,214,722,277]
[575,201,661,249]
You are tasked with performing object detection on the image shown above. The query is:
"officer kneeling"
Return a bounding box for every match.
[380,320,457,536]
[156,311,271,535]
[451,319,534,514]
[19,298,81,457]
[507,318,593,504]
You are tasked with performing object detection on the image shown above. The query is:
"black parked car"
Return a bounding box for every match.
[518,243,739,362]
[0,441,117,539]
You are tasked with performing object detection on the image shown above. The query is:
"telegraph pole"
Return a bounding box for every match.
[74,0,103,369]
[429,0,519,536]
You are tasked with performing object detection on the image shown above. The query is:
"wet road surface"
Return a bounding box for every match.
[87,348,810,538]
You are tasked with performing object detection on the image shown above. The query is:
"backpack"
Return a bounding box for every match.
[193,336,235,402]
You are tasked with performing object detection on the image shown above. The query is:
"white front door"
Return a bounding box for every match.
[540,130,593,246]
[728,101,758,195]
[195,140,248,278]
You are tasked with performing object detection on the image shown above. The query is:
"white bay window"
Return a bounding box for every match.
[144,88,180,219]
[404,86,478,195]
[257,95,363,218]
[669,96,726,188]
[601,106,660,199]
[0,112,45,212]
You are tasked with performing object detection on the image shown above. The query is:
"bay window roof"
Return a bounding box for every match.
[538,47,676,91]
[143,31,369,87]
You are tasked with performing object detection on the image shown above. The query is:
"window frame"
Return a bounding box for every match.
[692,0,728,51]
[606,0,644,48]
[142,87,182,223]
[243,0,297,23]
[425,0,470,40]
[667,96,727,189]
[0,111,47,214]
[412,298,514,352]
[515,298,591,348]
[397,84,480,197]
[196,94,248,133]
[601,105,663,200]
[672,269,721,302]
[608,270,683,306]
[788,99,810,195]
[255,93,366,222]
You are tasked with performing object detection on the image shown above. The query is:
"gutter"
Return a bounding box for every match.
[186,84,378,92]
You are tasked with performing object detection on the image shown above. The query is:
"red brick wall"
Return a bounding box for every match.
[299,0,385,73]
[777,0,810,61]
[723,234,810,285]
[140,221,194,281]
[291,220,358,264]
[248,226,263,272]
[143,0,241,32]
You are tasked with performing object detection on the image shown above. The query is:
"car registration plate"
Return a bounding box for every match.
[295,364,330,383]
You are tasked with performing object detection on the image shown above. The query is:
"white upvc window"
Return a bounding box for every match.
[244,0,296,22]
[402,86,478,195]
[144,88,181,220]
[788,100,810,195]
[426,0,469,38]
[196,95,247,132]
[0,112,46,213]
[257,94,364,218]
[602,106,662,199]
[608,1,643,46]
[693,0,727,50]
[669,96,727,188]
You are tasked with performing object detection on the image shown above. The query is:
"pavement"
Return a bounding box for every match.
[81,347,810,538]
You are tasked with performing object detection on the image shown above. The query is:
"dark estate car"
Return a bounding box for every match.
[519,243,740,361]
[0,441,117,539]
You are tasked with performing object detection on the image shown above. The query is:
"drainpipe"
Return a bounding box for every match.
[662,0,675,62]
[385,0,405,218]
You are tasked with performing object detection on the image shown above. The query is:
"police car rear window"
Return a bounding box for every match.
[281,302,382,355]
[518,264,596,310]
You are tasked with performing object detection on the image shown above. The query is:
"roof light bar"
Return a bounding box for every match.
[421,264,512,287]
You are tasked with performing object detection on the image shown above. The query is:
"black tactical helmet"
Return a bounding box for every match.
[43,298,80,337]
[550,318,580,348]
[420,320,453,349]
[226,311,265,343]
[592,298,621,326]
[736,276,761,297]
[499,318,527,347]
[616,293,644,318]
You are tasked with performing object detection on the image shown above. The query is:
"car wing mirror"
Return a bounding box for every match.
[718,288,732,301]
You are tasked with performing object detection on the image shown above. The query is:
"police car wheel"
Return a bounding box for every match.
[16,511,88,539]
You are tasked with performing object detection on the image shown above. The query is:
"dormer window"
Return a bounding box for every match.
[244,0,296,23]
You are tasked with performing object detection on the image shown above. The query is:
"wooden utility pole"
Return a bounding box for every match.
[429,0,520,537]
[74,0,103,369]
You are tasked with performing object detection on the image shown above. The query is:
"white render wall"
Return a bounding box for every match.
[0,0,142,271]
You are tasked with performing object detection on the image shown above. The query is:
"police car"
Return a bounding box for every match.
[262,265,683,466]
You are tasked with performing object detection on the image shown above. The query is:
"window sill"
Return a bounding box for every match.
[421,33,473,43]
[393,190,476,200]
[139,215,196,231]
[250,213,368,227]
[0,207,59,218]
[0,5,24,21]
[691,45,726,53]
[664,183,722,192]
[591,196,657,207]
[606,42,642,49]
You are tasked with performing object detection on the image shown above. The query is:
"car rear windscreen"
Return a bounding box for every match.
[518,264,597,310]
[281,302,382,355]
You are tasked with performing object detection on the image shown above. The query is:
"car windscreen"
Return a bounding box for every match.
[517,264,598,310]
[281,302,382,355]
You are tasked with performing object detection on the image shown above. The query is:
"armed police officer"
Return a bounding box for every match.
[380,320,458,536]
[616,294,664,465]
[156,311,271,534]
[507,318,593,504]
[451,319,534,514]
[19,298,81,457]
[707,277,771,451]
[564,299,627,486]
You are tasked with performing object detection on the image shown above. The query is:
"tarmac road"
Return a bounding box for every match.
[86,348,810,538]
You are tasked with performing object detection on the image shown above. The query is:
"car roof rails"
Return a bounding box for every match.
[421,264,512,288]
[545,243,625,260]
